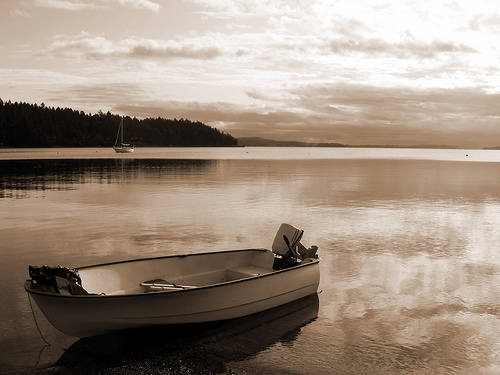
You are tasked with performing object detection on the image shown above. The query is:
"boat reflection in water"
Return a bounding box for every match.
[53,294,319,374]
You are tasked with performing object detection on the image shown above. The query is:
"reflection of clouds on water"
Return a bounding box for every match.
[317,244,500,373]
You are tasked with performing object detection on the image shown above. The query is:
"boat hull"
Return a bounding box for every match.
[25,249,320,337]
[113,147,134,153]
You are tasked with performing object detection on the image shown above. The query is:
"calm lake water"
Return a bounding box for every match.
[2,147,500,374]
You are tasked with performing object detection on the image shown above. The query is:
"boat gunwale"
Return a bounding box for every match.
[24,248,319,299]
[75,248,269,271]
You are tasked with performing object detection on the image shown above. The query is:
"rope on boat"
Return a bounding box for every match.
[27,293,50,346]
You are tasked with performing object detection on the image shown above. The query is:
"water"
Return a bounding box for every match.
[2,147,500,374]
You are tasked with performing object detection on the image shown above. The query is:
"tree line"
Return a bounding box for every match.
[0,99,238,147]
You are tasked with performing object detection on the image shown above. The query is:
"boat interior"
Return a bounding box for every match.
[137,264,275,293]
[80,249,281,296]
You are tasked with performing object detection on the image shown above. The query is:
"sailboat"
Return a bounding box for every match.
[113,117,134,153]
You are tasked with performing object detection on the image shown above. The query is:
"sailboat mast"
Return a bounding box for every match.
[121,117,124,145]
[114,118,120,147]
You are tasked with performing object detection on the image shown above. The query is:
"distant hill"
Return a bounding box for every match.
[238,137,459,149]
[0,99,237,148]
[237,137,345,147]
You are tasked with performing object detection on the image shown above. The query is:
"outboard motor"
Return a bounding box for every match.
[271,223,317,269]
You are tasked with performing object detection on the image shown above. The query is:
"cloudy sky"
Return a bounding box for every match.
[1,0,500,147]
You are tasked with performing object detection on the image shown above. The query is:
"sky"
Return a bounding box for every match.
[1,0,500,147]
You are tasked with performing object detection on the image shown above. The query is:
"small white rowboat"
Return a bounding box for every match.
[25,224,320,337]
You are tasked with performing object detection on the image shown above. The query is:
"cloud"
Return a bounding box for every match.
[114,0,160,12]
[185,0,481,59]
[468,10,500,32]
[31,0,100,11]
[109,82,500,148]
[130,41,220,59]
[49,83,147,107]
[187,0,311,20]
[24,0,160,12]
[326,36,477,59]
[44,33,223,60]
[289,83,500,126]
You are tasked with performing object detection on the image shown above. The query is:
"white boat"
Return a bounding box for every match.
[25,224,319,337]
[113,117,134,153]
